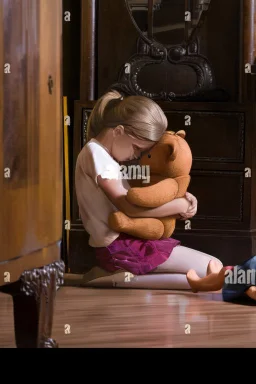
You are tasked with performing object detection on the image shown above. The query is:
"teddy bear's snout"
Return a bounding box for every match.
[148,154,151,158]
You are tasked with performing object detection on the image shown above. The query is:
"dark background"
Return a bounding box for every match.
[62,0,81,264]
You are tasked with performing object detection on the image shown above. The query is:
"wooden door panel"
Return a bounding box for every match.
[72,106,93,224]
[0,0,62,264]
[165,111,245,163]
[0,1,3,257]
[1,0,40,261]
[176,170,248,231]
[36,0,62,246]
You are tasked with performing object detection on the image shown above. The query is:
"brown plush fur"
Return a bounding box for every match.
[108,130,193,240]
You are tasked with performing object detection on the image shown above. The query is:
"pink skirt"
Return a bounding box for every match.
[94,233,180,275]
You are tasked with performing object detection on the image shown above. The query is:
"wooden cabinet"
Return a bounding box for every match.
[0,0,64,348]
[165,108,247,232]
[69,0,256,271]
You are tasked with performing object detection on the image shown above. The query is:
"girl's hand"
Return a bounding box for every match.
[179,192,198,220]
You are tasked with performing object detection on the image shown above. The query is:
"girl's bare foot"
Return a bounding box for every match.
[186,269,200,293]
[207,259,223,275]
[187,266,227,293]
[245,286,256,301]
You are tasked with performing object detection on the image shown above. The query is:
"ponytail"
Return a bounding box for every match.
[86,89,167,143]
[86,90,123,141]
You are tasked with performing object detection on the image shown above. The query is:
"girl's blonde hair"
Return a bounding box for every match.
[86,89,168,142]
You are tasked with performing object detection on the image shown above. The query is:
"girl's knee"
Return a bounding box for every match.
[195,254,223,278]
[208,255,223,267]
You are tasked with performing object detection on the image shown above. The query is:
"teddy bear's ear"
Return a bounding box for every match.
[167,131,175,135]
[176,130,186,139]
[169,142,177,161]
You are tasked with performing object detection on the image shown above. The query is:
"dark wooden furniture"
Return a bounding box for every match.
[69,0,256,273]
[0,0,65,348]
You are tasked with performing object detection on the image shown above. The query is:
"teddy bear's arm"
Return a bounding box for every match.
[174,175,191,198]
[127,178,178,208]
[158,217,176,238]
[108,211,164,240]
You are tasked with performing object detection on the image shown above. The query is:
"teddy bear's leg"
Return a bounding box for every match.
[108,211,164,240]
[174,175,191,198]
[158,217,176,238]
[127,179,179,207]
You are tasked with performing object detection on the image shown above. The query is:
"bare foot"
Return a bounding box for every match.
[186,269,200,293]
[207,259,223,275]
[187,267,227,293]
[245,286,256,301]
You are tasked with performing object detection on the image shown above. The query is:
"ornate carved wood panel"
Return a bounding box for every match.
[97,0,241,102]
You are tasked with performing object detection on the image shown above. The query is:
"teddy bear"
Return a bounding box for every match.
[108,130,193,240]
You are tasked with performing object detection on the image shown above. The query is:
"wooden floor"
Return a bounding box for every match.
[1,287,256,348]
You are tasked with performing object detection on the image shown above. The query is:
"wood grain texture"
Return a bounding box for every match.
[0,0,63,284]
[0,0,3,249]
[1,287,256,348]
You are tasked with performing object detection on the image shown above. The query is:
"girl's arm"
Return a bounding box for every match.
[97,176,190,218]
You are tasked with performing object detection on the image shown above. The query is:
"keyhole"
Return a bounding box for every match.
[48,75,54,94]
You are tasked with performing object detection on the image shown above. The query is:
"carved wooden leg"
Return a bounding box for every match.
[12,260,65,348]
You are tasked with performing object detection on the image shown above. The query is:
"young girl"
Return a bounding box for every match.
[75,90,223,290]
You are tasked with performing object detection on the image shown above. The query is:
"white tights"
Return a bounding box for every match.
[85,245,223,290]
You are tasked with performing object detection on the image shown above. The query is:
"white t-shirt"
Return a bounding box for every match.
[75,138,127,247]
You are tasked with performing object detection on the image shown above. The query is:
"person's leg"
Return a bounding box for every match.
[86,271,190,290]
[154,245,223,278]
[84,246,223,290]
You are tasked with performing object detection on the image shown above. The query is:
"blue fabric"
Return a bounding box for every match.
[222,256,256,302]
